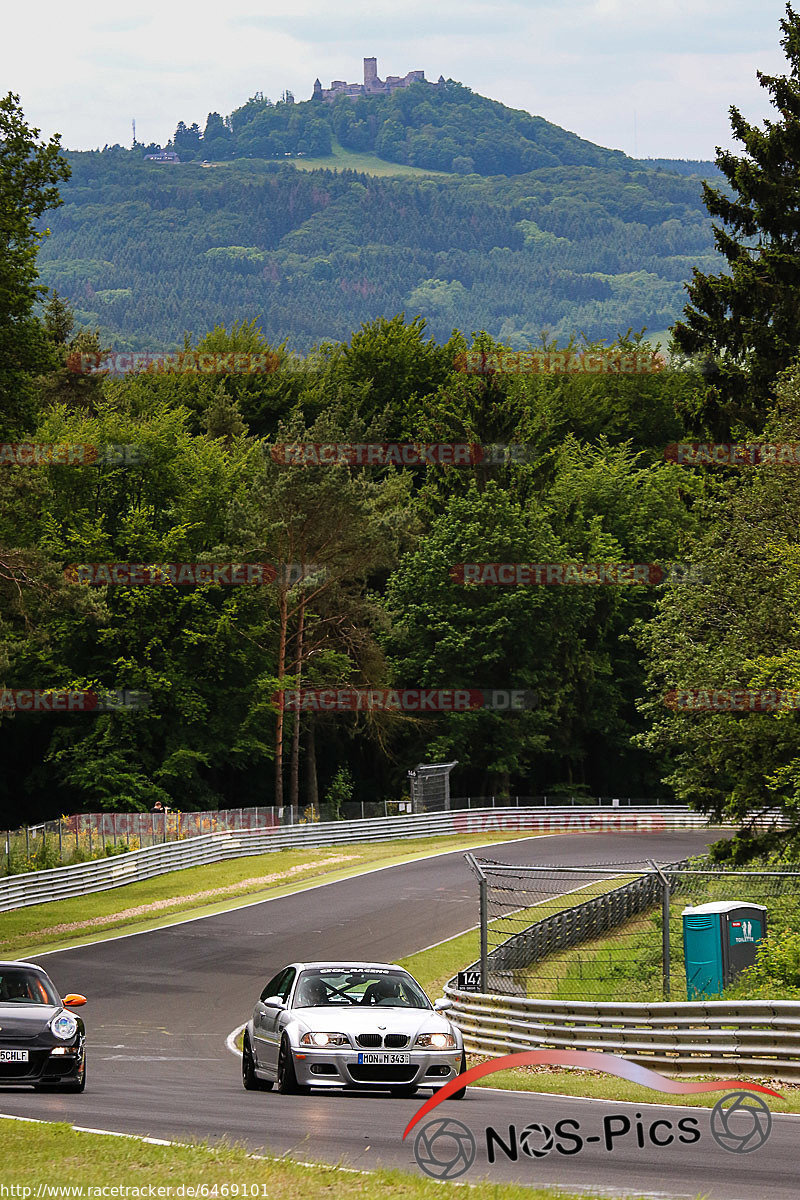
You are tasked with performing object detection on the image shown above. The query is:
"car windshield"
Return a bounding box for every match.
[293,969,431,1010]
[0,968,58,1005]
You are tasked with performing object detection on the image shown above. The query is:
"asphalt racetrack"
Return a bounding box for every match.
[2,828,797,1199]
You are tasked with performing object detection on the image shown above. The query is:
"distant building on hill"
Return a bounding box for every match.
[313,57,433,102]
[144,150,180,163]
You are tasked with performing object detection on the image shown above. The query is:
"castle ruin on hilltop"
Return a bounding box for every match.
[313,57,443,102]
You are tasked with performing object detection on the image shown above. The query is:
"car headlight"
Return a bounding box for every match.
[50,1013,78,1041]
[415,1032,456,1049]
[299,1031,349,1047]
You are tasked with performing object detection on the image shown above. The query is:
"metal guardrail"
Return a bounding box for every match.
[9,795,681,857]
[443,987,800,1080]
[0,805,707,913]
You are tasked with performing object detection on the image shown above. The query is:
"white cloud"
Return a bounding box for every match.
[0,0,789,158]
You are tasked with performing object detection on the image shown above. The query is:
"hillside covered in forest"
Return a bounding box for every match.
[37,150,720,351]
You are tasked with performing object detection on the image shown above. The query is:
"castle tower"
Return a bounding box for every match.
[364,57,378,87]
[313,77,322,99]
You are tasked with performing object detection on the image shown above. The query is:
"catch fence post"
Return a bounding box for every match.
[479,877,488,992]
[465,852,489,993]
[649,859,671,1000]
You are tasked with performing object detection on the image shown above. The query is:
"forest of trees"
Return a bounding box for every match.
[35,153,718,350]
[6,7,800,860]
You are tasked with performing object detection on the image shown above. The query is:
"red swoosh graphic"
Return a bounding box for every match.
[402,1050,783,1140]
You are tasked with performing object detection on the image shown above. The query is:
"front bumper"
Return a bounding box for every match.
[0,1042,84,1086]
[291,1046,463,1089]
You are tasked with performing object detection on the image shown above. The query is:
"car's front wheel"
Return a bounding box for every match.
[67,1054,87,1093]
[276,1035,308,1094]
[36,1053,86,1093]
[242,1035,272,1091]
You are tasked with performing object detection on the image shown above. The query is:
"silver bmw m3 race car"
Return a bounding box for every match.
[242,960,466,1097]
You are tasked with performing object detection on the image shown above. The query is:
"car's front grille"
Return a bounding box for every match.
[0,1051,48,1080]
[356,1033,382,1048]
[348,1064,417,1084]
[0,1062,34,1079]
[384,1034,409,1048]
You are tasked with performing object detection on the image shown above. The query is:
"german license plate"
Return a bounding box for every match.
[0,1050,28,1063]
[357,1051,410,1065]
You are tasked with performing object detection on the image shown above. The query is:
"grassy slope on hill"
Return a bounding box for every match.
[286,139,450,176]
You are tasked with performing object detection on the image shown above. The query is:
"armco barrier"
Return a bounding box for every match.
[0,806,707,913]
[442,986,800,1081]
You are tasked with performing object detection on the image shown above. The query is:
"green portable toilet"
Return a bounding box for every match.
[682,901,767,1000]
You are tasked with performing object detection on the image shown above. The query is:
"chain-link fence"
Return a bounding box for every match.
[466,855,800,1002]
[0,800,412,876]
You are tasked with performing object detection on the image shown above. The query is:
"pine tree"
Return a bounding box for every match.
[673,5,800,436]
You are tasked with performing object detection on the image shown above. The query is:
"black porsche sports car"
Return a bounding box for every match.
[0,960,86,1091]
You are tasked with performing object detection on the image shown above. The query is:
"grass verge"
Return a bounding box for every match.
[1,831,548,959]
[0,1117,680,1199]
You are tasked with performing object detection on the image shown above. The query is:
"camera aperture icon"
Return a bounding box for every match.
[710,1092,773,1154]
[413,1117,476,1179]
[519,1122,555,1158]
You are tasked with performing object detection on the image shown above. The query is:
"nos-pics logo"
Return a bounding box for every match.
[403,1051,780,1180]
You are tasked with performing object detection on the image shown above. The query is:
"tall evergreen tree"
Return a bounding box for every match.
[673,5,800,437]
[0,93,69,436]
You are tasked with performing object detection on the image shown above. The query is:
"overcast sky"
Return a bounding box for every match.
[2,0,790,160]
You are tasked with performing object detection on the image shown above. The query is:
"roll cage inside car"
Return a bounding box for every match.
[262,966,432,1009]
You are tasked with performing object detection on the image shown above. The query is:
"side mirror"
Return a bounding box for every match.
[63,994,87,1007]
[434,998,453,1012]
[260,995,285,1009]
